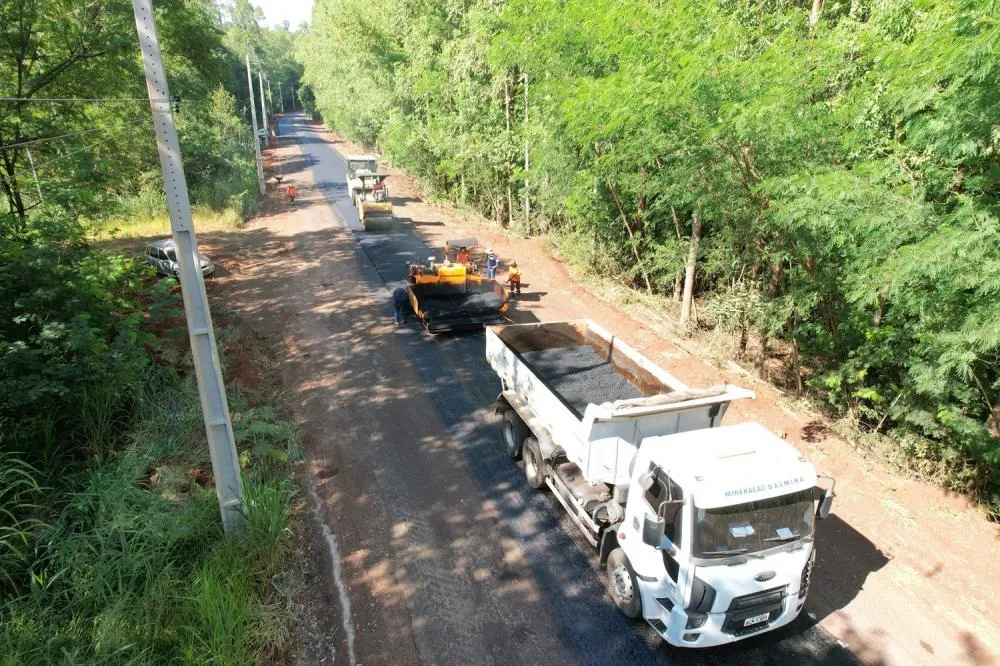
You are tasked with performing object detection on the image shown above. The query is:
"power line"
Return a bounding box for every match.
[31,134,125,171]
[0,97,171,104]
[0,117,147,152]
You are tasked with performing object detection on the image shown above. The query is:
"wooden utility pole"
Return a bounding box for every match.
[245,52,265,194]
[131,0,245,533]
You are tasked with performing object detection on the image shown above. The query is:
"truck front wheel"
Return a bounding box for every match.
[501,410,528,460]
[606,548,642,619]
[523,436,547,489]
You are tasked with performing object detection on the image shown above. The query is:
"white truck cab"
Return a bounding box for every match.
[617,422,825,647]
[345,154,378,205]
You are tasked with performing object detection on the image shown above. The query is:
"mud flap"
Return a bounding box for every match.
[494,393,511,415]
[599,527,620,565]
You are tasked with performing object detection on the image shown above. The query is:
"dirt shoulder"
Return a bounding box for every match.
[327,128,1000,665]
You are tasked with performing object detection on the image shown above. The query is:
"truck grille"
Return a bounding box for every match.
[721,586,787,636]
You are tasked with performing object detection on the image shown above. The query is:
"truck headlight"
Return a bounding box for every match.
[799,554,815,599]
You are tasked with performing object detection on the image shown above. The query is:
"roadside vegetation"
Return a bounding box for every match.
[298,0,1000,517]
[1,0,305,662]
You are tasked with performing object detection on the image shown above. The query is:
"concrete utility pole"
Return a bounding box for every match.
[266,78,273,115]
[258,70,269,147]
[131,0,245,533]
[277,80,285,113]
[245,52,265,194]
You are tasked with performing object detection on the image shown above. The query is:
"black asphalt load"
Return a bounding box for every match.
[521,345,644,417]
[420,292,504,317]
[283,114,858,666]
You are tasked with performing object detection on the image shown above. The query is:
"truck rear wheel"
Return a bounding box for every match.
[523,437,547,489]
[607,548,642,619]
[501,410,528,460]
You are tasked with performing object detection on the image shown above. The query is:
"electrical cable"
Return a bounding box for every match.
[0,117,147,152]
[0,97,172,103]
[30,138,114,171]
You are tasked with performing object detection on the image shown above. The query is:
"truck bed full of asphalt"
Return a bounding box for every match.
[520,345,643,417]
[420,291,504,317]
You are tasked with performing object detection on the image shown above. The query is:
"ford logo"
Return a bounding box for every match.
[754,570,777,582]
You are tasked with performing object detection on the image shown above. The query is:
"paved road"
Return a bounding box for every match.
[276,113,857,665]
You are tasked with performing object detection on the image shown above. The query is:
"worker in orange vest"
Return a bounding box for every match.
[286,184,298,203]
[508,261,522,295]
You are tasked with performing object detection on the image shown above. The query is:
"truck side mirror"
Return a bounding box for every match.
[642,514,665,548]
[816,489,835,520]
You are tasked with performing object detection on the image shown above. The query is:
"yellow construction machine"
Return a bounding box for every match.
[406,258,508,333]
[356,172,393,231]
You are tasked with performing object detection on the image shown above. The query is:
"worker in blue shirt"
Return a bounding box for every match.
[392,287,409,325]
[486,250,499,280]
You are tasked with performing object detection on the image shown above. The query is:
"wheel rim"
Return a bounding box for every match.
[611,563,634,603]
[525,448,537,478]
[503,420,517,452]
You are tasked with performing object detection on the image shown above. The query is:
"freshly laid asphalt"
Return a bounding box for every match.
[280,113,858,666]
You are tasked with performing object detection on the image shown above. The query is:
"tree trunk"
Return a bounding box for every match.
[738,327,749,360]
[790,318,803,396]
[850,0,861,19]
[506,182,513,227]
[809,0,825,36]
[679,212,702,328]
[503,74,511,132]
[607,184,653,294]
[672,206,683,301]
[0,149,27,228]
[503,73,513,227]
[756,333,768,377]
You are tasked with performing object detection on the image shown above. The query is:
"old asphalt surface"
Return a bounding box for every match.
[260,113,859,665]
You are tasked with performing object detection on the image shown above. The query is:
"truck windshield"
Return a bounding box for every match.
[693,489,814,559]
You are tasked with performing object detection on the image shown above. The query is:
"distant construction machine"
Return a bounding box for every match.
[345,154,377,204]
[356,172,393,231]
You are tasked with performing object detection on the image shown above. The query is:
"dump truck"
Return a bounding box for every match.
[345,154,377,205]
[486,320,835,648]
[407,259,508,333]
[356,172,393,231]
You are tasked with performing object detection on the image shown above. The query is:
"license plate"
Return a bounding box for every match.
[743,612,770,627]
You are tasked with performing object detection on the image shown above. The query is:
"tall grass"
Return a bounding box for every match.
[0,364,297,665]
[0,451,45,592]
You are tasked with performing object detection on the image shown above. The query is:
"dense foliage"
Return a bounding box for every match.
[1,1,304,660]
[300,0,1000,512]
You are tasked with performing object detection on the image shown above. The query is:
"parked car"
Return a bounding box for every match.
[143,238,215,278]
